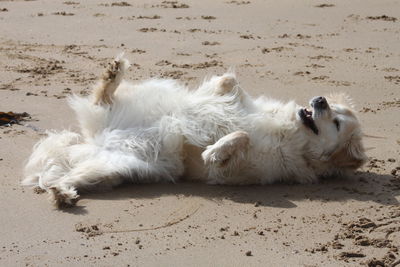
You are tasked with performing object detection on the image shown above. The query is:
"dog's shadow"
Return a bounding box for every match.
[81,171,399,210]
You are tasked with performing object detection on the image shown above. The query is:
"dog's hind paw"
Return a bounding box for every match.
[102,60,121,82]
[49,186,79,209]
[94,55,130,105]
[102,55,129,83]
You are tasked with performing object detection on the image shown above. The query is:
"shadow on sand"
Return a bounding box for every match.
[61,171,399,215]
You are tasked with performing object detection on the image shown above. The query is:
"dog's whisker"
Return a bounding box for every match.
[363,134,387,139]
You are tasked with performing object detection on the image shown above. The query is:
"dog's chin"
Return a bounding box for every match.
[298,108,319,135]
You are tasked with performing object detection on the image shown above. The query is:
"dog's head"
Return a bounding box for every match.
[298,93,367,172]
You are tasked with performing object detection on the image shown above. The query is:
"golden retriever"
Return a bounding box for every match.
[23,56,367,208]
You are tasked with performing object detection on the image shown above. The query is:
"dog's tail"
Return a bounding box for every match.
[22,130,82,190]
[92,53,130,105]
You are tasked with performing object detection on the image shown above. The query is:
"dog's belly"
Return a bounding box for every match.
[182,144,208,181]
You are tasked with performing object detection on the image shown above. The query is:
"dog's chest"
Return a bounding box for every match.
[182,144,208,181]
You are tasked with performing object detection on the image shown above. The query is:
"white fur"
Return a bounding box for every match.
[23,57,366,207]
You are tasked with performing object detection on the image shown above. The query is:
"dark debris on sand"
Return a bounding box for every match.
[0,112,30,126]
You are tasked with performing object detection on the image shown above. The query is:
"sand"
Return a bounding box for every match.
[0,0,399,266]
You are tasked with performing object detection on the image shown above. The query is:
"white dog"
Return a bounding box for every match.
[23,56,367,208]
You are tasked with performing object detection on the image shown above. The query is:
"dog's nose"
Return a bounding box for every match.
[311,96,328,109]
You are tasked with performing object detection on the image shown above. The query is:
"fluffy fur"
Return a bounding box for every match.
[23,56,367,208]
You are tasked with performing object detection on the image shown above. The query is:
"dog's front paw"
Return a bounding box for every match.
[202,145,231,167]
[49,186,79,209]
[202,131,249,167]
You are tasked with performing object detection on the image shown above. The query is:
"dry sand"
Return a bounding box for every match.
[0,0,399,266]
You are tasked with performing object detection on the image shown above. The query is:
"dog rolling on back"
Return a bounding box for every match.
[23,56,367,208]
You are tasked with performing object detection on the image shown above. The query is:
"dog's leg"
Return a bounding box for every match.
[49,173,125,209]
[92,55,130,105]
[47,149,182,208]
[197,73,241,96]
[202,131,249,183]
[202,131,249,166]
[213,74,251,105]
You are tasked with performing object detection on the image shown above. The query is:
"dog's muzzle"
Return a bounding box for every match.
[311,96,328,110]
[299,96,329,135]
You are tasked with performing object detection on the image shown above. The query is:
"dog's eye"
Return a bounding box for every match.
[333,118,340,131]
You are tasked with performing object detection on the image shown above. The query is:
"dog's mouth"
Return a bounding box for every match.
[299,108,319,135]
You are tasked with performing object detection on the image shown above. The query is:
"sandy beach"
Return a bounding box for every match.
[0,0,399,266]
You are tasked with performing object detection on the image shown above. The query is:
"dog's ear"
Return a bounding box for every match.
[326,93,355,110]
[346,133,367,168]
[329,133,367,169]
